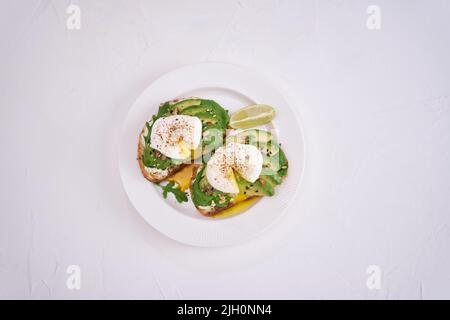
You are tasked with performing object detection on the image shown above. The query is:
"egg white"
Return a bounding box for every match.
[150,115,202,160]
[206,142,263,194]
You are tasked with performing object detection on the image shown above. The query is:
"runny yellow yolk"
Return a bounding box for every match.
[168,164,196,192]
[213,181,261,219]
[191,144,203,159]
[226,168,239,193]
[213,197,261,219]
[178,140,191,159]
[233,191,249,203]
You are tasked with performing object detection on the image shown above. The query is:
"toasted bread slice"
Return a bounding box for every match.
[137,126,184,183]
[196,204,231,217]
[189,166,289,217]
[194,198,258,217]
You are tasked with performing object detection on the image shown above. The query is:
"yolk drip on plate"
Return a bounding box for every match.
[213,197,260,219]
[168,164,196,191]
[213,190,261,219]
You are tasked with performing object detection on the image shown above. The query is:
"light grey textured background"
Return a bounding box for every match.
[1,0,450,299]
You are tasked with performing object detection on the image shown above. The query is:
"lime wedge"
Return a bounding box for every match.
[229,104,276,129]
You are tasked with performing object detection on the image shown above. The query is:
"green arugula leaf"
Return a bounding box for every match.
[157,181,188,203]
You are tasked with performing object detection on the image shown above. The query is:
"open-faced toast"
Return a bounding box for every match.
[189,129,289,217]
[137,98,229,183]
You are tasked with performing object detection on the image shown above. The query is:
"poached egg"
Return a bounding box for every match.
[150,115,202,160]
[206,142,263,194]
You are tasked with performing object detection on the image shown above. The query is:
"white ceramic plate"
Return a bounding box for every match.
[119,62,305,247]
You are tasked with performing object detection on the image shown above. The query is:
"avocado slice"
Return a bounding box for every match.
[233,131,287,196]
[227,129,273,144]
[258,176,276,196]
[227,129,279,157]
[261,154,281,176]
[181,100,228,127]
[265,173,283,185]
[173,98,202,111]
[277,148,288,177]
[235,173,275,197]
[257,141,279,157]
[181,101,229,157]
[157,98,202,117]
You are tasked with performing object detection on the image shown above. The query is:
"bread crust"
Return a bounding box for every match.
[195,199,234,217]
[137,127,184,183]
